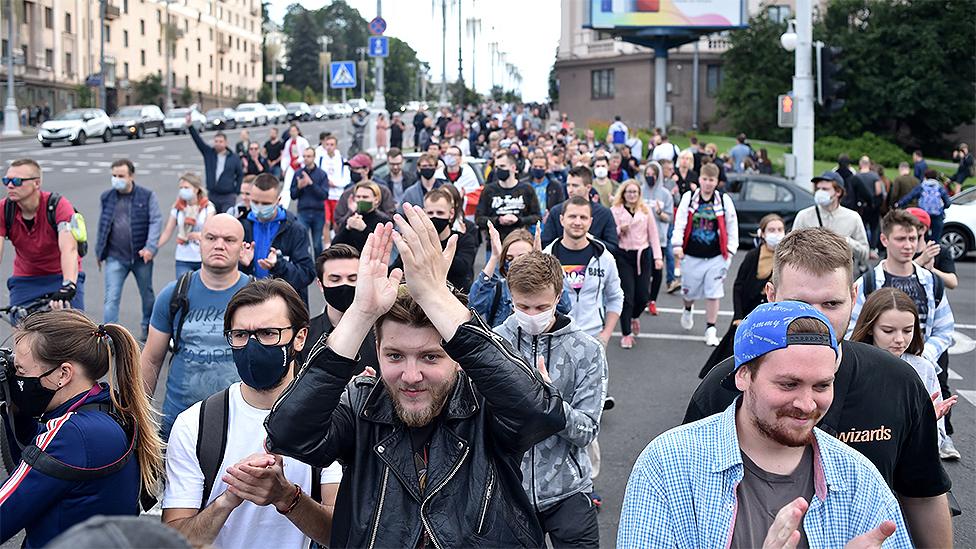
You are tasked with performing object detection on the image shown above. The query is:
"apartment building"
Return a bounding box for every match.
[1,0,263,115]
[554,0,795,133]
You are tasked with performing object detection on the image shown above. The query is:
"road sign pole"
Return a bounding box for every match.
[371,1,385,111]
[3,0,22,136]
[792,0,814,187]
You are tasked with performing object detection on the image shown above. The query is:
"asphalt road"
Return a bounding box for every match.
[1,126,974,547]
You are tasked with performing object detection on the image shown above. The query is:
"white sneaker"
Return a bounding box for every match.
[705,326,720,346]
[681,309,694,330]
[940,436,961,460]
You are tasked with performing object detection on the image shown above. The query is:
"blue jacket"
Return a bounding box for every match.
[189,125,243,196]
[0,384,141,548]
[895,178,951,216]
[239,209,316,304]
[398,178,447,214]
[96,184,162,262]
[289,165,330,214]
[541,200,619,255]
[469,270,573,328]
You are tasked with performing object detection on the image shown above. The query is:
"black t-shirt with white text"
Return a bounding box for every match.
[551,241,596,295]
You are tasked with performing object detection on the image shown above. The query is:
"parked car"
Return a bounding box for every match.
[310,104,330,120]
[372,152,486,187]
[285,102,312,122]
[333,103,353,118]
[941,187,975,260]
[234,103,269,126]
[164,107,207,134]
[263,103,288,124]
[38,108,113,147]
[724,174,815,246]
[110,104,166,139]
[346,98,369,114]
[205,108,237,130]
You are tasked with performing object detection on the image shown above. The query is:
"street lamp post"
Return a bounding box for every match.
[264,24,281,104]
[466,17,480,92]
[163,0,174,111]
[2,0,22,136]
[781,0,814,185]
[99,0,107,111]
[439,0,448,105]
[372,0,385,111]
[488,41,497,91]
[319,36,331,104]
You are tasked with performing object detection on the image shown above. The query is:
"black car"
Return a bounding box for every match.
[205,108,238,130]
[110,105,166,139]
[724,174,815,246]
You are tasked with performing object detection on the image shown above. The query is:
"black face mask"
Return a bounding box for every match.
[232,339,293,391]
[323,284,356,313]
[495,168,511,181]
[9,366,61,419]
[350,171,364,184]
[419,167,437,180]
[430,216,451,234]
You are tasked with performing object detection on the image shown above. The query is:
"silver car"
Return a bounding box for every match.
[164,108,207,134]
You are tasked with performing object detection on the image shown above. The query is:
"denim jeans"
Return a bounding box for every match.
[104,257,155,330]
[299,210,326,257]
[665,223,676,284]
[175,260,201,279]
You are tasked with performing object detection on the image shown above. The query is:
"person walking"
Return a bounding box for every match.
[475,151,542,243]
[332,182,392,253]
[188,120,242,215]
[157,173,216,278]
[611,180,662,349]
[375,113,388,158]
[97,159,162,340]
[289,147,330,257]
[280,125,310,210]
[389,112,405,150]
[894,169,951,242]
[263,127,285,180]
[640,162,673,315]
[792,171,870,272]
[888,162,919,208]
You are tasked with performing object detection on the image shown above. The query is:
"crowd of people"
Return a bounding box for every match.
[0,100,969,548]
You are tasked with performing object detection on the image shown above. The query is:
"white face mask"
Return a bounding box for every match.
[514,307,555,336]
[764,232,785,249]
[593,166,609,179]
[111,177,128,191]
[179,187,196,201]
[814,189,833,207]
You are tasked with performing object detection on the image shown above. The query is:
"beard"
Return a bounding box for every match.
[384,370,458,428]
[746,393,821,448]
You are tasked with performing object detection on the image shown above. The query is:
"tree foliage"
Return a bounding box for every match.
[548,57,559,104]
[134,74,164,106]
[384,38,422,110]
[282,7,323,94]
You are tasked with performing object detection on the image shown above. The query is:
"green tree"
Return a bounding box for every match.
[384,38,421,111]
[283,7,323,93]
[75,85,94,108]
[715,13,792,142]
[548,57,559,104]
[817,0,975,153]
[180,87,193,106]
[133,74,164,105]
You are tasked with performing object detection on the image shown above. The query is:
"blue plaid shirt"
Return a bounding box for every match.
[618,401,913,548]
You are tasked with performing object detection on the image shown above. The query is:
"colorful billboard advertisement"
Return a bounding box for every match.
[589,0,745,29]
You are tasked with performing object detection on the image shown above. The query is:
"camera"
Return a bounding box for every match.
[0,347,12,403]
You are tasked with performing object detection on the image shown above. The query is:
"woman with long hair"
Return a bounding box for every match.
[699,213,785,378]
[1,309,164,547]
[640,161,673,315]
[611,179,662,349]
[851,288,956,433]
[157,172,216,277]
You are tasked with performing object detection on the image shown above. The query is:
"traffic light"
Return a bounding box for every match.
[778,94,795,128]
[818,45,846,115]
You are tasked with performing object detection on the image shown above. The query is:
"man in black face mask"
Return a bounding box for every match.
[297,244,379,371]
[162,279,342,548]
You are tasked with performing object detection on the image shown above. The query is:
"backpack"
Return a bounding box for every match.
[917,183,944,216]
[195,388,323,509]
[861,269,944,306]
[3,193,88,257]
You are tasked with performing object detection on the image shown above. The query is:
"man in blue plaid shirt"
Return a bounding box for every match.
[619,301,912,548]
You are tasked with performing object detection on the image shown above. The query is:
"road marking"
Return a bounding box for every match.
[657,306,733,317]
[957,389,976,407]
[143,146,165,152]
[87,168,100,173]
[950,331,976,355]
[62,168,78,173]
[612,332,708,343]
[949,369,963,380]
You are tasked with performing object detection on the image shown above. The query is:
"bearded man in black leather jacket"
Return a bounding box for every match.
[265,208,566,548]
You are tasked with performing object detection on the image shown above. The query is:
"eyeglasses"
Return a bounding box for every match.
[224,327,295,349]
[2,176,39,187]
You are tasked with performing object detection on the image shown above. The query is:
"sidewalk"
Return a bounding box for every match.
[0,125,39,143]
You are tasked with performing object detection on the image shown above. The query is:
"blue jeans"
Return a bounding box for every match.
[665,222,676,284]
[299,210,325,257]
[929,214,944,243]
[103,257,155,330]
[175,260,201,279]
[269,163,282,180]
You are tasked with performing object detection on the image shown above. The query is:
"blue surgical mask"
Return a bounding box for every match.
[179,187,196,201]
[251,202,278,220]
[111,177,128,191]
[231,338,293,390]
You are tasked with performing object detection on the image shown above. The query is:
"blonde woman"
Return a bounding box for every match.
[611,180,663,348]
[157,172,216,277]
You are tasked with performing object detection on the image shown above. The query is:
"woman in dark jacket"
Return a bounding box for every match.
[699,214,785,378]
[333,181,392,252]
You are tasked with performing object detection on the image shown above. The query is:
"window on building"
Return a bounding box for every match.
[65,52,72,72]
[197,63,201,77]
[64,13,71,32]
[220,58,224,70]
[157,40,161,55]
[156,9,161,23]
[197,38,201,51]
[21,45,28,65]
[123,30,128,47]
[706,65,723,97]
[1,40,6,59]
[185,47,188,61]
[209,29,213,40]
[44,6,53,28]
[209,54,213,68]
[124,62,129,78]
[184,19,188,33]
[140,19,145,35]
[44,48,53,68]
[185,75,189,87]
[22,1,31,25]
[236,37,240,50]
[123,0,128,12]
[105,25,111,43]
[140,49,146,65]
[243,41,247,53]
[767,5,791,24]
[591,68,614,100]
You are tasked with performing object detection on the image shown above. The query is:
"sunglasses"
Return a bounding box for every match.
[2,176,39,187]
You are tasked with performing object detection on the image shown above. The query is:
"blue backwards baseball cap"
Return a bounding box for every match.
[722,301,839,390]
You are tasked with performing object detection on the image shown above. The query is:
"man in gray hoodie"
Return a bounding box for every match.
[495,251,607,548]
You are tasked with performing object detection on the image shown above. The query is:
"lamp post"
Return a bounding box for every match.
[780,0,813,185]
[99,0,107,111]
[163,0,174,111]
[319,35,331,104]
[488,40,497,91]
[264,23,281,104]
[438,0,448,105]
[372,0,385,111]
[466,16,480,92]
[2,0,22,136]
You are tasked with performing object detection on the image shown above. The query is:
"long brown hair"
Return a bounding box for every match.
[15,310,165,495]
[500,228,534,277]
[612,179,649,215]
[850,287,925,356]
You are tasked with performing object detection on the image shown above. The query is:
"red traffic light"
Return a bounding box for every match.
[781,95,794,113]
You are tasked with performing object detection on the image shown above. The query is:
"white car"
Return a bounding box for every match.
[264,103,288,124]
[38,108,113,147]
[941,187,976,260]
[234,103,269,126]
[333,103,353,118]
[347,98,369,113]
[285,102,312,122]
[164,108,207,134]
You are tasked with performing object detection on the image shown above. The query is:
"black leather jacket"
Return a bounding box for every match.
[265,312,566,548]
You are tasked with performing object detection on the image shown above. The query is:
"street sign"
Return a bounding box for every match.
[319,52,332,68]
[330,61,357,89]
[777,94,795,128]
[368,17,387,35]
[85,74,103,87]
[368,36,389,58]
[264,74,284,82]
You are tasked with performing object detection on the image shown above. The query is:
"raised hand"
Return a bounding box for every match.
[763,497,808,549]
[349,222,402,319]
[932,391,958,420]
[488,220,503,259]
[257,246,278,271]
[240,241,255,267]
[533,221,543,252]
[392,204,457,298]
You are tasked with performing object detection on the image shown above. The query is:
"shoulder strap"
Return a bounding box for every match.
[311,467,323,503]
[196,387,231,510]
[46,192,62,228]
[3,198,14,235]
[168,272,195,354]
[488,281,504,325]
[862,269,876,298]
[932,270,945,304]
[814,206,823,227]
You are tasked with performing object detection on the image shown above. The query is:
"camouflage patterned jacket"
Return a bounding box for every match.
[495,314,608,512]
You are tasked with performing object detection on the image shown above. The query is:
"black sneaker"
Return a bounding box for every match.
[603,396,615,411]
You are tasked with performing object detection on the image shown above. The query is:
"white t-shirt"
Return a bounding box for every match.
[651,142,681,163]
[170,202,216,263]
[163,383,342,549]
[315,147,350,200]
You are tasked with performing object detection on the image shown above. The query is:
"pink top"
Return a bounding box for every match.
[611,204,662,274]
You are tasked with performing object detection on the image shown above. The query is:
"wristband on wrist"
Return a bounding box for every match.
[277,483,302,515]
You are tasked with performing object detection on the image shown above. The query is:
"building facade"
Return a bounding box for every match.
[554,0,795,133]
[1,0,263,116]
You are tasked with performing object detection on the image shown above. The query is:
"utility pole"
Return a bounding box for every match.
[264,23,280,104]
[2,0,21,136]
[99,0,107,111]
[163,0,174,111]
[792,0,814,186]
[439,0,447,105]
[356,46,366,99]
[319,36,331,104]
[488,41,497,91]
[372,0,385,111]
[467,17,480,92]
[456,0,463,100]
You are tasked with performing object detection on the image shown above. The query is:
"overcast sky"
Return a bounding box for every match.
[267,0,561,102]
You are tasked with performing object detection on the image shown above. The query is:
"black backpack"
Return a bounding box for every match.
[3,193,88,257]
[168,272,255,354]
[195,388,323,509]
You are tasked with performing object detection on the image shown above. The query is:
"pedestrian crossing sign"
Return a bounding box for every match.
[330,61,357,89]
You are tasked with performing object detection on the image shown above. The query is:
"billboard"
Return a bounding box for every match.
[589,0,745,29]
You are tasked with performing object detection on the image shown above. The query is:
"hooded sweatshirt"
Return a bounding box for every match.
[543,237,624,337]
[494,314,607,512]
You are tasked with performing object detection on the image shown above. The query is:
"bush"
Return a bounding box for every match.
[814,132,908,168]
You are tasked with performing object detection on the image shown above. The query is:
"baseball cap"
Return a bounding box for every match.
[46,516,192,549]
[905,207,932,229]
[721,301,839,390]
[348,153,373,170]
[811,171,845,192]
